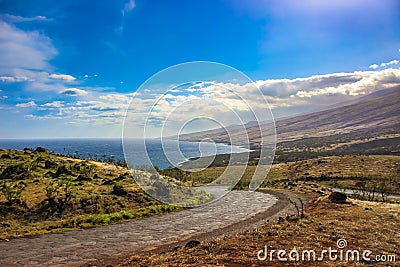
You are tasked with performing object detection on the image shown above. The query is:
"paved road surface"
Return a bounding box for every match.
[0,188,278,266]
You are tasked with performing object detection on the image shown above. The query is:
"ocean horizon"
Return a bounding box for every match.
[0,138,250,170]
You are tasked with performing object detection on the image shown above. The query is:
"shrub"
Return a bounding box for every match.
[1,181,26,204]
[95,214,111,224]
[110,212,123,222]
[122,211,133,219]
[44,178,74,214]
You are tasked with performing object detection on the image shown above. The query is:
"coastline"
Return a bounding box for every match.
[0,138,253,170]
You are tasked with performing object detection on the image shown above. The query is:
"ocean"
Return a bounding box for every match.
[0,139,250,169]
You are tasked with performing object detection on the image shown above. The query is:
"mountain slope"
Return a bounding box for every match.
[180,86,400,155]
[275,86,399,142]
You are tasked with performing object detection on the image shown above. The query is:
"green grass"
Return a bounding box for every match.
[0,148,184,239]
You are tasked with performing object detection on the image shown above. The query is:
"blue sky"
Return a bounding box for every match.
[0,0,400,138]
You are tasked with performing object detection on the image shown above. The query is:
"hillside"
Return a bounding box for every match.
[180,86,400,157]
[0,148,182,239]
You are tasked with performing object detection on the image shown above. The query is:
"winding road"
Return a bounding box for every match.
[0,188,289,266]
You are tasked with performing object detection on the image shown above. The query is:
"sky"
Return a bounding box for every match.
[0,0,399,138]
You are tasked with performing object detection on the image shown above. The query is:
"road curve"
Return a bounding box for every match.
[0,189,280,267]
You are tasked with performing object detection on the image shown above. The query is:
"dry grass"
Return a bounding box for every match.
[186,155,399,181]
[181,155,400,194]
[123,196,400,267]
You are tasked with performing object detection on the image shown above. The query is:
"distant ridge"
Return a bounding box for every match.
[275,86,399,142]
[180,86,400,154]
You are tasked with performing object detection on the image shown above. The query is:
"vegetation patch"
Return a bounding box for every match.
[0,149,182,239]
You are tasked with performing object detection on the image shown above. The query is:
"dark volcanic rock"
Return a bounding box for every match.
[1,165,27,178]
[115,174,128,181]
[0,154,11,159]
[44,160,57,169]
[55,166,72,176]
[76,174,91,181]
[328,192,347,204]
[35,147,46,153]
[112,185,127,196]
[185,240,200,248]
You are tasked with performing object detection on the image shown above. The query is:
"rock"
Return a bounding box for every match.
[76,174,91,181]
[44,160,57,169]
[115,174,126,181]
[185,240,200,248]
[93,173,101,179]
[1,165,27,178]
[35,147,46,153]
[1,223,11,228]
[0,154,11,159]
[112,185,127,196]
[55,165,72,176]
[328,192,347,204]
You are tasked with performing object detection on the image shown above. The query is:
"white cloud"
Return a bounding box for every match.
[369,64,379,69]
[99,94,130,102]
[0,19,69,93]
[381,60,399,67]
[59,88,88,96]
[26,90,133,126]
[0,89,8,100]
[16,101,36,108]
[41,101,64,108]
[253,68,400,100]
[0,14,50,23]
[122,0,136,16]
[0,21,57,71]
[118,0,136,33]
[49,74,76,81]
[0,75,31,82]
[368,60,399,70]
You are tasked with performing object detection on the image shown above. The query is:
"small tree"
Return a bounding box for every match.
[289,197,305,218]
[57,178,73,214]
[355,180,367,199]
[1,181,26,205]
[366,181,378,201]
[378,179,395,202]
[44,178,74,214]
